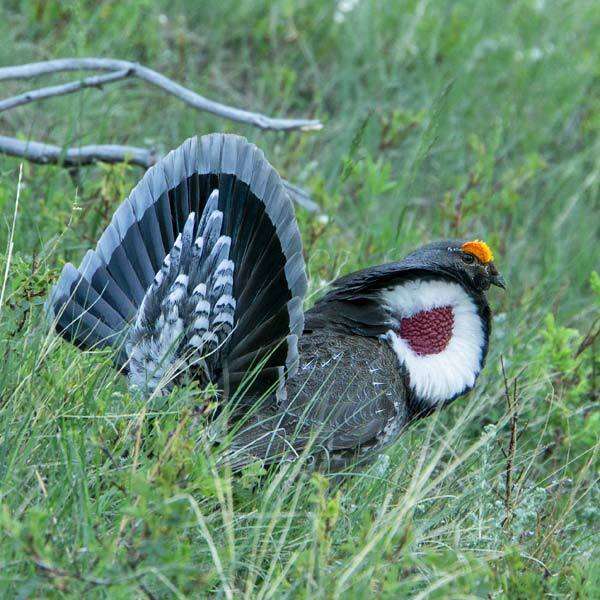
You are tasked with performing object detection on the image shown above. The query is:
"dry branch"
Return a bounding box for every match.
[0,135,319,211]
[0,69,133,112]
[501,356,520,530]
[575,316,600,358]
[0,58,322,131]
[0,58,321,210]
[0,135,155,168]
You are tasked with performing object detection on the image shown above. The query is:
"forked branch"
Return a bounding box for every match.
[0,58,322,131]
[0,58,321,210]
[0,69,133,113]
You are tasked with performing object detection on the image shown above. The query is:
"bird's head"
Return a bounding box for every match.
[307,238,505,413]
[401,239,506,294]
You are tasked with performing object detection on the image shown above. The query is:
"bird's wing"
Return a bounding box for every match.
[284,351,398,450]
[224,334,404,469]
[223,382,397,469]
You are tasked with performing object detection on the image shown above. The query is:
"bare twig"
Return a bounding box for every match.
[575,316,600,358]
[0,58,322,131]
[0,69,133,112]
[0,135,155,167]
[281,179,320,212]
[0,134,319,211]
[452,170,477,235]
[33,554,157,598]
[33,557,111,587]
[0,58,321,209]
[501,356,520,529]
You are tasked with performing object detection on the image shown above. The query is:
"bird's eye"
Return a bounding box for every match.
[461,253,475,264]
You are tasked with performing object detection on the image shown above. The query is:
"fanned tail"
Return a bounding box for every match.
[47,134,308,398]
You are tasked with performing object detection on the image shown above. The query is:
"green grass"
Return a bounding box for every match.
[0,0,599,597]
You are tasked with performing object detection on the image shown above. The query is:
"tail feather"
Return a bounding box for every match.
[226,335,297,377]
[227,299,301,363]
[79,250,136,321]
[113,200,156,288]
[48,133,307,399]
[133,202,165,272]
[96,225,146,304]
[49,264,123,352]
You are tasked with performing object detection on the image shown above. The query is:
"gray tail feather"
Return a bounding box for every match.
[47,133,307,396]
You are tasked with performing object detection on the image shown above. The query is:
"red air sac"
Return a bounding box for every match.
[399,306,454,356]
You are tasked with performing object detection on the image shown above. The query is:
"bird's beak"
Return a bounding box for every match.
[487,262,506,290]
[490,273,506,290]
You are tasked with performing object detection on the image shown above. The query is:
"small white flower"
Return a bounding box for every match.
[334,0,361,23]
[339,0,361,12]
[529,47,543,61]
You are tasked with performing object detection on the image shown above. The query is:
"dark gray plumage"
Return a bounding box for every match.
[47,133,504,471]
[226,330,409,470]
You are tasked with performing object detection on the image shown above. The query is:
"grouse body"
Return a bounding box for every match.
[47,134,504,469]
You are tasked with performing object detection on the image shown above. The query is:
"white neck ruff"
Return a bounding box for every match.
[381,279,486,407]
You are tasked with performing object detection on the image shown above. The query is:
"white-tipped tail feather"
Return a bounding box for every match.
[126,203,237,393]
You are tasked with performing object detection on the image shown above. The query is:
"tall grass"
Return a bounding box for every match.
[0,0,598,596]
